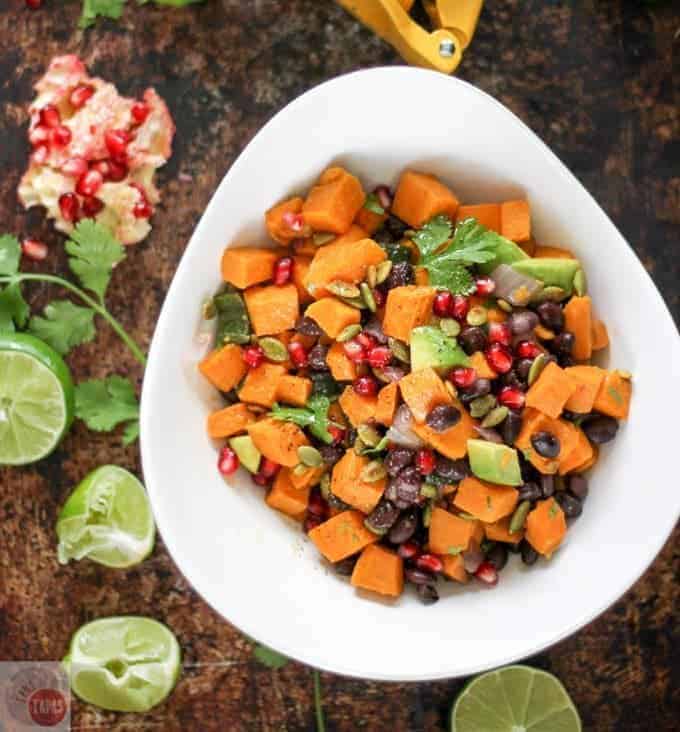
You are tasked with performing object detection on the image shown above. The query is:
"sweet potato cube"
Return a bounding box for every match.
[326,342,357,381]
[292,255,314,304]
[453,476,519,523]
[338,386,378,428]
[382,286,436,344]
[468,351,498,379]
[557,427,595,476]
[412,396,478,460]
[302,167,365,234]
[355,206,387,235]
[442,553,468,583]
[456,203,501,232]
[247,417,309,467]
[526,498,567,556]
[525,361,577,419]
[414,267,429,286]
[331,450,386,515]
[244,283,299,336]
[563,295,593,361]
[398,367,451,423]
[276,374,312,407]
[221,247,278,289]
[593,370,632,419]
[500,200,531,242]
[305,297,360,338]
[308,510,378,562]
[564,365,606,414]
[484,516,523,544]
[206,402,255,438]
[304,237,386,297]
[351,544,404,597]
[534,245,576,259]
[515,409,580,475]
[288,465,325,491]
[429,507,476,555]
[199,344,247,392]
[265,197,305,245]
[375,383,399,426]
[331,224,369,247]
[238,362,287,407]
[265,469,310,520]
[391,171,459,228]
[591,318,609,351]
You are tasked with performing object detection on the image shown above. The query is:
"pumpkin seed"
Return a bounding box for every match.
[496,299,513,313]
[420,483,438,499]
[353,436,367,455]
[338,295,366,310]
[250,334,260,344]
[258,337,288,362]
[293,463,308,477]
[403,229,417,239]
[422,501,433,528]
[366,264,377,289]
[470,394,497,419]
[360,460,387,483]
[319,473,331,500]
[297,445,323,468]
[337,324,362,342]
[573,268,587,296]
[440,318,461,337]
[375,260,393,284]
[360,282,377,313]
[528,352,549,386]
[313,232,336,246]
[466,306,488,327]
[327,280,360,298]
[357,423,382,447]
[202,298,216,320]
[531,286,568,303]
[481,406,509,429]
[615,369,632,380]
[445,380,458,399]
[509,500,530,533]
[388,337,410,364]
[372,367,391,384]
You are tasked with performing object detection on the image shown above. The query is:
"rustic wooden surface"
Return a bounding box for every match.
[0,1,678,730]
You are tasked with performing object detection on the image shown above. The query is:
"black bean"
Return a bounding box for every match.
[327,492,350,511]
[363,316,388,344]
[334,557,356,576]
[385,469,421,508]
[536,301,564,331]
[568,474,589,500]
[384,447,415,476]
[295,316,324,337]
[518,481,541,502]
[520,540,539,566]
[531,430,560,458]
[319,445,344,466]
[519,452,539,482]
[552,332,575,356]
[459,378,492,403]
[583,415,619,444]
[435,456,469,483]
[502,370,525,389]
[516,358,533,381]
[558,354,574,368]
[486,543,509,571]
[388,509,419,544]
[385,261,415,290]
[555,492,582,519]
[509,310,539,335]
[561,409,582,423]
[365,500,401,534]
[507,542,521,554]
[385,215,408,239]
[308,344,329,371]
[426,405,461,432]
[405,568,436,586]
[416,583,439,605]
[540,474,555,498]
[459,326,488,355]
[380,365,407,382]
[501,411,523,446]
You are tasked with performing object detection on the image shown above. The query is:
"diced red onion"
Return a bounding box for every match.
[473,425,504,443]
[490,264,543,306]
[463,541,484,573]
[386,405,425,449]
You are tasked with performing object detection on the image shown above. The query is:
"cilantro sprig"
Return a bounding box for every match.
[80,0,205,29]
[269,395,336,444]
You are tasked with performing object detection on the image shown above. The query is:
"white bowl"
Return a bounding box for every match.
[141,67,680,681]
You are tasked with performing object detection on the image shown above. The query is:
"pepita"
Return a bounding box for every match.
[357,423,382,447]
[403,229,417,239]
[297,445,324,468]
[337,324,362,342]
[466,306,488,327]
[375,260,393,284]
[420,483,438,499]
[319,473,331,501]
[531,286,568,303]
[372,367,391,384]
[313,232,336,246]
[615,369,632,380]
[388,337,410,364]
[445,380,458,399]
[327,280,361,298]
[202,298,216,320]
[481,406,509,429]
[360,282,377,313]
[528,352,549,386]
[509,500,530,534]
[573,268,587,296]
[353,436,367,455]
[534,324,555,340]
[360,460,387,483]
[293,463,309,477]
[422,501,433,528]
[338,295,366,310]
[366,264,377,289]
[470,394,497,419]
[440,318,461,337]
[496,299,513,313]
[257,336,288,362]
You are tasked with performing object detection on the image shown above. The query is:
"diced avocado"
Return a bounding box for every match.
[410,326,469,373]
[214,289,251,345]
[467,439,522,486]
[477,235,529,274]
[511,258,581,293]
[228,435,261,474]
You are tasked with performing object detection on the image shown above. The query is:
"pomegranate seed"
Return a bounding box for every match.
[367,346,392,369]
[91,160,111,178]
[104,129,130,160]
[356,332,377,350]
[307,490,329,518]
[260,458,280,478]
[397,541,421,560]
[133,200,153,219]
[106,158,128,181]
[373,287,386,307]
[28,124,50,146]
[21,239,48,261]
[374,185,393,210]
[70,84,95,109]
[433,290,453,317]
[304,515,323,534]
[287,341,308,368]
[242,345,265,369]
[39,104,61,129]
[32,144,49,165]
[50,125,72,147]
[26,0,42,9]
[415,553,443,574]
[252,472,270,487]
[62,157,88,177]
[58,192,80,223]
[82,196,104,218]
[75,169,103,197]
[450,366,477,389]
[498,386,526,410]
[488,322,512,346]
[516,340,542,359]
[131,101,151,124]
[328,425,345,445]
[353,376,378,397]
[343,339,367,364]
[282,211,304,233]
[273,256,293,285]
[485,343,514,374]
[451,295,470,321]
[475,276,496,296]
[416,449,435,476]
[217,446,239,476]
[474,561,499,586]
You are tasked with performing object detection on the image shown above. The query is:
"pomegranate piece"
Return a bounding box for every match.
[343,339,367,364]
[69,84,95,109]
[327,424,345,445]
[259,458,280,479]
[58,192,80,223]
[82,196,104,218]
[217,446,240,476]
[39,104,61,129]
[21,239,48,261]
[26,0,42,8]
[450,366,477,389]
[516,340,542,359]
[485,342,513,374]
[367,345,392,369]
[133,200,153,219]
[353,376,378,397]
[287,341,309,368]
[356,332,377,351]
[282,211,305,233]
[106,158,128,182]
[498,386,526,410]
[374,185,393,210]
[51,125,72,147]
[131,100,151,124]
[273,256,294,286]
[397,541,421,560]
[474,561,499,586]
[242,345,265,369]
[475,276,496,296]
[104,128,130,160]
[451,295,470,321]
[372,287,386,307]
[307,489,329,519]
[303,514,324,534]
[32,144,49,165]
[28,125,50,147]
[416,449,435,476]
[415,553,443,574]
[62,157,88,178]
[75,169,103,197]
[488,322,512,346]
[433,290,453,317]
[252,472,270,487]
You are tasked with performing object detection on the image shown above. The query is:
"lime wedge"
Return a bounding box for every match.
[0,333,74,465]
[63,616,181,712]
[451,665,582,732]
[56,465,155,568]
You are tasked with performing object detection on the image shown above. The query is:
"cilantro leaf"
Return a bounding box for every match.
[0,235,21,276]
[363,193,385,215]
[79,0,127,28]
[0,282,30,332]
[28,300,96,355]
[423,260,476,296]
[253,644,289,670]
[65,220,125,301]
[75,375,140,441]
[412,215,453,258]
[140,0,205,5]
[122,419,140,446]
[270,394,334,444]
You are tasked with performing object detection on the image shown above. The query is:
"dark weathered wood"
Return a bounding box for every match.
[0,1,678,730]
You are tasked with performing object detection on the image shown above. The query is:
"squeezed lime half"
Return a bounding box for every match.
[56,465,155,568]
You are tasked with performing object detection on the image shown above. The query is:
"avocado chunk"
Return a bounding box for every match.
[467,439,522,486]
[410,326,469,373]
[228,435,261,474]
[511,258,581,293]
[214,288,251,345]
[476,233,529,274]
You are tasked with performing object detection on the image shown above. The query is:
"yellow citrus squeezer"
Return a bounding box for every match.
[336,0,483,74]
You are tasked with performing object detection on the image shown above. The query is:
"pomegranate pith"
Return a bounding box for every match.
[29,125,49,147]
[32,145,49,165]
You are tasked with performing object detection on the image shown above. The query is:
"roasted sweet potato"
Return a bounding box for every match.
[564,365,606,414]
[247,417,309,467]
[207,402,255,439]
[429,507,477,555]
[331,450,387,515]
[292,255,314,304]
[338,386,379,427]
[453,477,519,523]
[355,206,387,235]
[305,297,360,338]
[591,318,609,351]
[375,382,399,426]
[534,245,576,259]
[221,247,278,289]
[456,204,501,232]
[557,427,595,475]
[398,367,451,423]
[468,350,498,379]
[276,374,312,407]
[266,469,310,520]
[238,362,287,407]
[525,498,567,555]
[391,171,460,227]
[326,342,358,381]
[515,408,580,475]
[525,361,577,419]
[500,200,530,242]
[199,344,247,392]
[351,544,403,597]
[302,167,365,234]
[484,516,523,544]
[382,286,437,344]
[244,283,299,336]
[288,465,325,491]
[593,370,632,419]
[412,396,478,460]
[265,197,305,244]
[304,237,386,297]
[308,510,378,562]
[441,553,468,583]
[564,295,593,361]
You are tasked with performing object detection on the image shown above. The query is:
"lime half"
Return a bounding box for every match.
[451,665,581,732]
[63,616,181,712]
[0,333,74,465]
[56,465,155,568]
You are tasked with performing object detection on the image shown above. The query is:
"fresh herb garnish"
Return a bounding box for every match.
[363,193,385,215]
[253,644,289,670]
[29,300,96,355]
[270,395,335,444]
[75,375,140,445]
[79,0,127,28]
